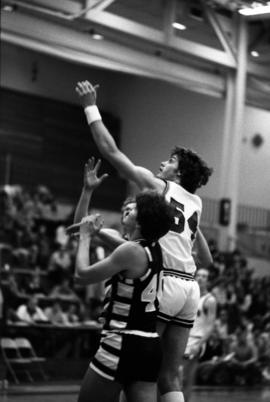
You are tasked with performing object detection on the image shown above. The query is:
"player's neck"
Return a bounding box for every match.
[129,227,142,241]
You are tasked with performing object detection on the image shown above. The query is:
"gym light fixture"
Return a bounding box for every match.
[172,22,187,31]
[250,50,260,57]
[239,3,270,16]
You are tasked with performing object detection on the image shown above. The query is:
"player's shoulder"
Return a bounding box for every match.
[114,240,146,258]
[205,293,217,306]
[135,166,166,192]
[166,181,202,202]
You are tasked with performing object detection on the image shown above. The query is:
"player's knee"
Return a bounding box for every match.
[158,368,181,394]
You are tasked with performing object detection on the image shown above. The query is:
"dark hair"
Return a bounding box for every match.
[171,147,213,193]
[121,196,135,211]
[135,190,174,242]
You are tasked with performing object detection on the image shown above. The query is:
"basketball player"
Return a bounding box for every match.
[182,268,216,402]
[75,80,213,402]
[75,190,174,402]
[71,159,212,266]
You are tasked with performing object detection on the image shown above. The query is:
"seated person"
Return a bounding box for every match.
[48,244,72,284]
[16,295,48,324]
[49,278,80,302]
[63,303,80,325]
[25,268,46,297]
[44,299,68,325]
[214,324,261,386]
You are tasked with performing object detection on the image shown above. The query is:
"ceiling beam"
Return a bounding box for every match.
[84,10,237,68]
[1,0,270,81]
[163,0,177,45]
[91,0,116,13]
[201,3,237,62]
[1,11,224,96]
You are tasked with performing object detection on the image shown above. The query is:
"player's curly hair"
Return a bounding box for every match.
[136,190,174,242]
[171,147,213,193]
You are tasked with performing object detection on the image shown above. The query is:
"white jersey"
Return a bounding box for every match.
[185,292,214,356]
[189,292,213,338]
[159,180,202,275]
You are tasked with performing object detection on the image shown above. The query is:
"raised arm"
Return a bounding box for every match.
[75,80,164,192]
[97,228,127,251]
[73,157,108,224]
[75,216,145,285]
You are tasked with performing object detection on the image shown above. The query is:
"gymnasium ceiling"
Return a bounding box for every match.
[1,0,270,109]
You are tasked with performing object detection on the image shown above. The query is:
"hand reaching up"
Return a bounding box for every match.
[79,214,104,238]
[83,157,108,192]
[75,80,99,108]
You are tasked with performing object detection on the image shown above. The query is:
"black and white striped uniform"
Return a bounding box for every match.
[90,239,163,383]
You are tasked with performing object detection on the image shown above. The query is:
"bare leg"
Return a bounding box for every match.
[78,366,122,402]
[157,321,190,401]
[124,381,158,402]
[182,357,199,402]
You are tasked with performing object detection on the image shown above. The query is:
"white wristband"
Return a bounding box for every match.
[84,105,102,125]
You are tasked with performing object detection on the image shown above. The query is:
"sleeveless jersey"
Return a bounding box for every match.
[189,292,213,338]
[159,180,202,275]
[101,239,163,334]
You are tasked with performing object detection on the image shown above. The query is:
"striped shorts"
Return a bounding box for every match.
[90,330,162,384]
[157,269,200,327]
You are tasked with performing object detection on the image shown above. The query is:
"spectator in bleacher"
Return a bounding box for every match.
[16,294,48,324]
[28,243,40,268]
[25,268,46,297]
[1,271,26,312]
[44,299,67,325]
[49,278,79,302]
[226,283,241,333]
[220,324,261,385]
[0,284,4,334]
[200,328,225,362]
[35,224,51,269]
[35,186,58,220]
[212,281,228,309]
[48,244,72,284]
[63,303,80,325]
[258,322,270,382]
[214,308,230,352]
[55,224,69,247]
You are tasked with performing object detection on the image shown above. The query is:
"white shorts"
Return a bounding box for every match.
[157,269,200,327]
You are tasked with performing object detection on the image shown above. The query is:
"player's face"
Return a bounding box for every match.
[121,202,137,230]
[195,269,209,289]
[157,154,179,181]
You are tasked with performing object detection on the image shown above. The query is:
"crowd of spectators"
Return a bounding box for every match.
[195,239,270,386]
[0,185,270,384]
[0,185,104,358]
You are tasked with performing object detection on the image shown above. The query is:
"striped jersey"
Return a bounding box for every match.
[101,239,163,334]
[159,180,202,275]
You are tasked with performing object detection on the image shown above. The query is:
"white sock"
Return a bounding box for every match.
[160,391,185,402]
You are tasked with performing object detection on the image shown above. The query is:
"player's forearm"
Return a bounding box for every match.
[90,120,119,161]
[75,235,91,279]
[73,188,93,224]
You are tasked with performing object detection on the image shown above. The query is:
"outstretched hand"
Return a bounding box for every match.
[79,214,104,237]
[70,214,104,237]
[84,157,108,191]
[75,80,99,108]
